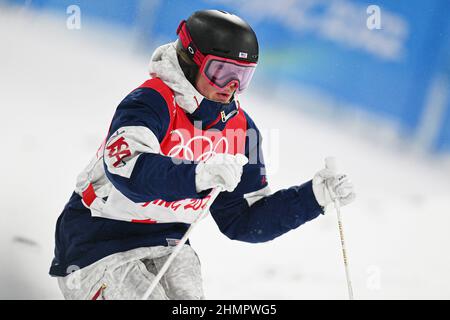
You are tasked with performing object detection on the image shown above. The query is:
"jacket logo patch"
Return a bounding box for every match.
[166,238,181,247]
[106,136,131,168]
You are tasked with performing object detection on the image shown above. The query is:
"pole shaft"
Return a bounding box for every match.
[334,200,354,300]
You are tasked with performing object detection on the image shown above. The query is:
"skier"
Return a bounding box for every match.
[50,9,355,300]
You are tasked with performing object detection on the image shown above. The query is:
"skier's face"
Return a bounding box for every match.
[195,72,237,104]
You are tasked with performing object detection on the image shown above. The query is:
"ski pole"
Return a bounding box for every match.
[325,157,354,300]
[141,186,223,300]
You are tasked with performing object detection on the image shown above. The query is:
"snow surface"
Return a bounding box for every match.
[1,6,449,299]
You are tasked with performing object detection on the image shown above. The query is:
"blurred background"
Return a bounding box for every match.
[1,0,449,299]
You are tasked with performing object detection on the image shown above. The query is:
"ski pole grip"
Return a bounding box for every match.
[325,157,339,204]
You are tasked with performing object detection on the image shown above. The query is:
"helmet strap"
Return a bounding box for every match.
[176,20,205,66]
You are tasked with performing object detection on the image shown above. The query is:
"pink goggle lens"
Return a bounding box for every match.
[202,57,257,93]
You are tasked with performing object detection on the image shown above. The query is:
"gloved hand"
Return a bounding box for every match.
[195,153,248,193]
[312,167,356,207]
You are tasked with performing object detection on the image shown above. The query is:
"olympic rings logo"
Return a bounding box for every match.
[167,129,229,162]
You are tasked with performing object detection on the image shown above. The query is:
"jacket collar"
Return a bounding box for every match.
[188,99,239,130]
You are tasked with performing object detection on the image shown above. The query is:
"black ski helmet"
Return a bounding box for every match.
[176,9,259,86]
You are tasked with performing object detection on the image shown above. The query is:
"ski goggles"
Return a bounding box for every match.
[199,55,257,93]
[177,20,257,93]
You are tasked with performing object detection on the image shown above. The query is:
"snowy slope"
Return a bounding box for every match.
[1,6,449,299]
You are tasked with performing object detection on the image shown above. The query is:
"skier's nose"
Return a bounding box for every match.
[225,80,239,92]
